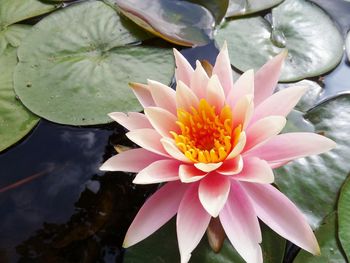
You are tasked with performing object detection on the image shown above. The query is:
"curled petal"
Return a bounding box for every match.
[126,129,169,157]
[129,82,155,107]
[108,112,152,131]
[177,184,211,263]
[220,181,262,263]
[123,181,187,247]
[190,60,209,99]
[174,48,194,87]
[227,69,254,108]
[212,41,233,95]
[100,148,165,172]
[241,183,320,255]
[133,159,180,184]
[176,80,199,111]
[254,50,288,106]
[244,116,286,152]
[144,107,179,138]
[252,85,308,123]
[244,132,336,163]
[148,79,177,115]
[217,155,243,175]
[227,132,247,159]
[198,172,231,217]
[232,95,254,130]
[179,164,207,183]
[161,138,191,163]
[233,157,274,184]
[206,74,226,112]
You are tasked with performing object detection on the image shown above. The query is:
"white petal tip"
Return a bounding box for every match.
[180,253,192,263]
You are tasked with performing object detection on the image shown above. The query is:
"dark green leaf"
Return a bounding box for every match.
[14,1,174,125]
[338,175,350,261]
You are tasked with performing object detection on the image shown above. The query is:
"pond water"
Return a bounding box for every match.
[0,0,350,262]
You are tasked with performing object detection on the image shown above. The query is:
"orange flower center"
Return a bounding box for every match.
[171,99,241,163]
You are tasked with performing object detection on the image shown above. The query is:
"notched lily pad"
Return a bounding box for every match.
[226,0,283,17]
[294,213,347,262]
[0,24,31,55]
[275,94,350,229]
[0,47,39,152]
[216,0,344,81]
[338,175,350,260]
[112,0,215,46]
[124,219,285,263]
[186,0,229,24]
[14,1,174,126]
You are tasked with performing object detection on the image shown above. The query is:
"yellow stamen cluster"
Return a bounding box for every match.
[171,99,240,163]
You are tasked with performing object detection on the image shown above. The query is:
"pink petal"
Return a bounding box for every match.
[176,80,199,112]
[177,184,211,263]
[244,116,286,152]
[241,183,320,255]
[174,48,194,87]
[148,79,177,115]
[232,95,254,130]
[219,181,262,263]
[123,181,187,247]
[133,159,180,184]
[129,82,155,108]
[190,60,209,99]
[217,155,243,175]
[254,50,288,106]
[227,69,254,108]
[244,132,336,163]
[100,148,164,172]
[144,107,179,138]
[161,138,191,163]
[206,75,225,111]
[179,164,207,183]
[212,41,233,95]
[227,132,247,159]
[126,129,169,157]
[252,85,308,123]
[194,162,223,173]
[198,172,231,217]
[233,157,274,184]
[108,112,152,131]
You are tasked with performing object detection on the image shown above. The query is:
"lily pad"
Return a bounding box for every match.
[112,0,215,46]
[0,0,58,28]
[186,0,229,24]
[0,24,31,55]
[338,175,350,260]
[346,31,350,62]
[14,0,174,126]
[216,0,344,82]
[0,47,39,152]
[275,94,350,229]
[124,219,285,263]
[294,213,347,262]
[226,0,283,17]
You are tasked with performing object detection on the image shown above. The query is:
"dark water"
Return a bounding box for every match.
[0,0,350,262]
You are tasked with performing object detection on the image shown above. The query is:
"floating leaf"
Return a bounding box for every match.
[294,212,347,263]
[186,0,229,24]
[0,24,31,55]
[124,219,285,263]
[216,0,344,81]
[0,0,58,28]
[275,94,350,229]
[346,31,350,62]
[14,1,174,126]
[112,0,215,46]
[0,47,39,152]
[338,175,350,260]
[226,0,283,17]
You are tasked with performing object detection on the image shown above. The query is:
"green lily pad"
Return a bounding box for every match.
[346,31,350,62]
[275,94,350,229]
[14,0,174,126]
[226,0,283,17]
[0,0,58,28]
[0,47,39,152]
[124,219,285,263]
[186,0,229,24]
[111,0,215,46]
[0,24,31,55]
[216,0,344,82]
[338,175,350,260]
[294,212,347,263]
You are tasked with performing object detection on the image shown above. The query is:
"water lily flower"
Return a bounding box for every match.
[100,43,336,263]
